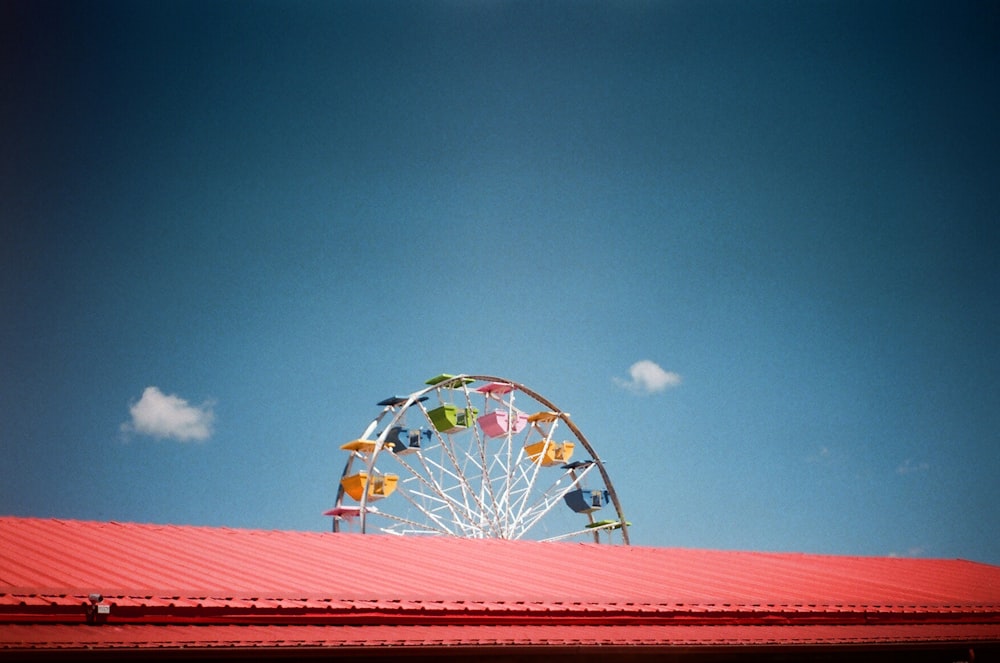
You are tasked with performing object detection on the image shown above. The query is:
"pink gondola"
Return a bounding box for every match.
[478,410,529,438]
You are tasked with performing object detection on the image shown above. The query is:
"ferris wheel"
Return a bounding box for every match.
[325,374,630,544]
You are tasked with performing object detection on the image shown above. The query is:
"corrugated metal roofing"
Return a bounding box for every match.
[2,517,999,653]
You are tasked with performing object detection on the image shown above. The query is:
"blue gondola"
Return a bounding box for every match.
[383,426,430,454]
[563,488,609,514]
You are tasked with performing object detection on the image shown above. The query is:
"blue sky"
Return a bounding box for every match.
[2,0,998,563]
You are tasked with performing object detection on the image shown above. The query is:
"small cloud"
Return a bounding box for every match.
[614,360,682,394]
[806,446,831,464]
[888,546,926,558]
[121,386,215,442]
[896,458,929,475]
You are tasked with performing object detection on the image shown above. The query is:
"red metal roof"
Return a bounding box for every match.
[2,517,999,654]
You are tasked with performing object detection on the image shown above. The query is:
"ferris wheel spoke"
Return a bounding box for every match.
[407,488,493,538]
[399,492,469,536]
[400,462,504,538]
[391,454,486,535]
[413,447,487,510]
[514,481,581,538]
[375,508,455,536]
[471,427,502,527]
[516,462,597,531]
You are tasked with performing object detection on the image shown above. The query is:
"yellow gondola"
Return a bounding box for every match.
[340,472,399,502]
[524,440,574,466]
[340,439,378,453]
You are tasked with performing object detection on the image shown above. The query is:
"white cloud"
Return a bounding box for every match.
[122,386,215,441]
[614,360,682,394]
[806,446,831,464]
[896,458,929,475]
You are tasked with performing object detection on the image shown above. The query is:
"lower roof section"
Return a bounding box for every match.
[4,622,1000,649]
[2,517,999,655]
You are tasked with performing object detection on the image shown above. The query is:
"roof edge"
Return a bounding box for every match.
[5,602,1000,628]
